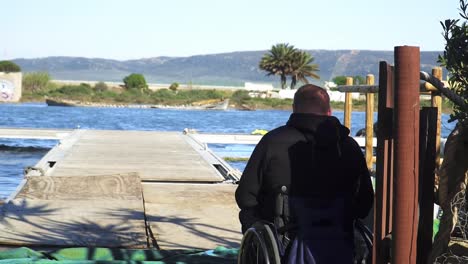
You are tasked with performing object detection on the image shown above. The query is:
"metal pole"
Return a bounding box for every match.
[392,46,420,264]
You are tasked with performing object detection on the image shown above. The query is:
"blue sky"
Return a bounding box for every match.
[0,0,459,60]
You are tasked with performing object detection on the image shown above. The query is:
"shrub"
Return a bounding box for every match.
[152,88,176,99]
[231,90,251,104]
[0,61,21,72]
[123,73,148,90]
[51,84,94,97]
[169,82,179,92]
[22,72,50,92]
[94,81,109,92]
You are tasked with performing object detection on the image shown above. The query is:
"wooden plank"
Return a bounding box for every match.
[48,130,224,182]
[338,84,379,93]
[373,61,394,264]
[188,133,262,145]
[0,128,72,140]
[417,107,437,264]
[143,183,242,250]
[16,174,142,200]
[344,77,353,129]
[0,174,147,248]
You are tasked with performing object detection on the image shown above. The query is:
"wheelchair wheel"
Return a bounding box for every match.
[238,222,281,264]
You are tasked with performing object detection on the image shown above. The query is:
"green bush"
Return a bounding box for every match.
[22,72,50,92]
[178,89,225,101]
[50,84,94,97]
[123,73,148,90]
[152,89,176,100]
[94,81,109,92]
[0,61,21,72]
[231,90,250,104]
[169,82,179,92]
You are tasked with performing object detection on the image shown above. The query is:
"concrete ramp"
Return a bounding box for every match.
[0,174,148,248]
[143,183,242,250]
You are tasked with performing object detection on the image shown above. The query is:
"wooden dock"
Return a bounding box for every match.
[0,129,242,250]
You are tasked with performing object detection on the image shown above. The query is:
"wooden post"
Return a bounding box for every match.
[392,46,420,264]
[374,62,394,264]
[431,67,443,167]
[344,77,353,129]
[366,74,375,170]
[417,107,437,264]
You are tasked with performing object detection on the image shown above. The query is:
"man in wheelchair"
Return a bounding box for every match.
[235,84,374,263]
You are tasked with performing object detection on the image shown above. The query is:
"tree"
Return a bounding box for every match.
[0,61,21,72]
[169,82,179,92]
[331,75,366,86]
[94,81,109,92]
[259,43,320,89]
[22,72,50,92]
[332,76,347,85]
[353,75,366,85]
[259,43,296,89]
[289,51,320,89]
[439,1,468,125]
[428,1,468,262]
[123,73,148,91]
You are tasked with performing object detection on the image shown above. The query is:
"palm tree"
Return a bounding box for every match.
[259,43,296,89]
[289,51,320,89]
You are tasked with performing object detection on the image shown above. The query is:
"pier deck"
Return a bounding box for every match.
[0,129,242,250]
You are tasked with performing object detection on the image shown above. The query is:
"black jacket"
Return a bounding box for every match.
[235,113,374,234]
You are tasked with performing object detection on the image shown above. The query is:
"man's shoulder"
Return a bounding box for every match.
[259,125,301,145]
[263,125,295,138]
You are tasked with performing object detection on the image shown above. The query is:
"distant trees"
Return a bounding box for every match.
[259,43,320,89]
[169,82,179,92]
[332,75,366,85]
[0,61,21,72]
[94,81,109,92]
[22,72,51,92]
[123,73,148,91]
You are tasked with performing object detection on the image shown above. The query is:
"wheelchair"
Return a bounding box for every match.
[238,187,373,264]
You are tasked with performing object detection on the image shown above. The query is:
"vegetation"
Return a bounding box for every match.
[439,0,468,125]
[169,82,179,92]
[289,51,320,89]
[332,75,366,85]
[22,72,51,92]
[0,61,21,72]
[123,73,148,91]
[94,81,108,92]
[259,43,319,89]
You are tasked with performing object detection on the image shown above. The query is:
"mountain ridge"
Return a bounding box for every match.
[12,49,444,87]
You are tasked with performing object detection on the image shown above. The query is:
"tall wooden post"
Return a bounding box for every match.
[344,77,353,129]
[431,67,443,167]
[366,74,375,170]
[374,62,394,264]
[392,46,420,264]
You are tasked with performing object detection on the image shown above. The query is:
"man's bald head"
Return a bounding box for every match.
[293,84,331,115]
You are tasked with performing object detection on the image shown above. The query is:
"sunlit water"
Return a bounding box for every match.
[0,103,456,199]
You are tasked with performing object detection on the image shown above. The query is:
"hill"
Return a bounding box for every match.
[12,50,444,87]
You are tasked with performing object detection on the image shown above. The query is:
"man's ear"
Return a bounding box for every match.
[327,108,332,116]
